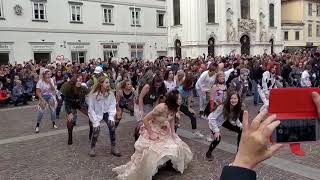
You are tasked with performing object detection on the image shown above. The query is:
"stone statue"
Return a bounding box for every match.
[260,24,267,42]
[228,22,236,41]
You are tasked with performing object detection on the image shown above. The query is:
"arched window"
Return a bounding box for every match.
[207,0,215,23]
[173,0,180,25]
[269,4,275,27]
[241,0,250,19]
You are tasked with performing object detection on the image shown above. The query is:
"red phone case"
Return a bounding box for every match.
[269,88,320,156]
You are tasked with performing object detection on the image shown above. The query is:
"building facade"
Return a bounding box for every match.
[0,0,167,64]
[167,0,283,58]
[282,0,320,50]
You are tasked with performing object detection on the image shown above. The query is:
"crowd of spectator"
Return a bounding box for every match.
[0,49,319,108]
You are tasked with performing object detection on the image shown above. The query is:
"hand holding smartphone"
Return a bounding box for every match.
[269,88,320,144]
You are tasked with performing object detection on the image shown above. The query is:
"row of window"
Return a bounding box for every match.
[308,3,320,16]
[284,24,320,41]
[0,1,166,27]
[66,44,146,62]
[284,31,301,41]
[308,24,320,37]
[172,0,275,27]
[72,46,145,63]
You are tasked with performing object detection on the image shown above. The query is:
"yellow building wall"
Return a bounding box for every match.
[282,0,304,22]
[303,1,320,46]
[282,0,320,47]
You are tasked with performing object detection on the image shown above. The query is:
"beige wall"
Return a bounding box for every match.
[282,0,304,22]
[303,1,320,45]
[282,0,320,47]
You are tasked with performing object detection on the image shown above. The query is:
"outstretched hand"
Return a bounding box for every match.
[222,92,320,172]
[232,110,282,169]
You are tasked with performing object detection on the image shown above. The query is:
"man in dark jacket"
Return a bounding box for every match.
[281,62,293,87]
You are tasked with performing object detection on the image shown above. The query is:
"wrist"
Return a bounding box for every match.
[232,154,256,170]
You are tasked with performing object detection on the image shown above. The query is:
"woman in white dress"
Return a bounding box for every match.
[113,90,193,180]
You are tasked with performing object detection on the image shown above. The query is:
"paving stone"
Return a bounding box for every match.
[0,97,318,179]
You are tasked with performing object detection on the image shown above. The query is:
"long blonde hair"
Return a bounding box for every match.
[42,69,56,93]
[90,76,110,98]
[214,71,225,85]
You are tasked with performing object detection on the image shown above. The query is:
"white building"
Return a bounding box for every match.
[167,0,284,58]
[0,0,167,64]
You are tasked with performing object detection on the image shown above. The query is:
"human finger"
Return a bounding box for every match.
[262,120,280,138]
[260,114,277,130]
[251,109,268,130]
[242,111,249,132]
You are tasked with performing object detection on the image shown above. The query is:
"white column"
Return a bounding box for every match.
[217,0,227,42]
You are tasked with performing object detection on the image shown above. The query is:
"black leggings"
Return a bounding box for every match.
[207,120,242,154]
[180,105,197,129]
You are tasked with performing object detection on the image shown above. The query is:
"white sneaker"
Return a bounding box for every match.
[201,115,207,119]
[193,131,204,138]
[206,135,213,142]
[35,127,39,133]
[53,124,58,129]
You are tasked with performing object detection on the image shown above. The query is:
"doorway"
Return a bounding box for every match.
[240,35,250,55]
[34,52,51,64]
[0,53,9,65]
[174,39,181,58]
[208,37,215,57]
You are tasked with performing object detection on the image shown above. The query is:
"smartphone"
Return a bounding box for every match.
[269,88,320,143]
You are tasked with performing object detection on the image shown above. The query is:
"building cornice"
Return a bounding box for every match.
[29,42,55,45]
[282,23,305,26]
[0,27,167,37]
[79,0,165,9]
[67,42,90,45]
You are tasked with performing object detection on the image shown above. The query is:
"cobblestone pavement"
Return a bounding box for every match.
[0,97,319,180]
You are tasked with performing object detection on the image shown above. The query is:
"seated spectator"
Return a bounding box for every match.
[11,80,28,106]
[0,82,10,106]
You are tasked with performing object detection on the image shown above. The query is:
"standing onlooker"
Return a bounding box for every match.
[250,62,263,105]
[301,64,312,87]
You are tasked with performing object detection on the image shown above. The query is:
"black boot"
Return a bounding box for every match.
[89,121,93,140]
[68,128,73,145]
[89,127,100,157]
[206,151,213,161]
[67,120,74,145]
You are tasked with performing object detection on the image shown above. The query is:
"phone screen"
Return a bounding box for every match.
[274,119,317,143]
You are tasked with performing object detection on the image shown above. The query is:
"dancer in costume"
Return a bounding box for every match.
[113,90,193,180]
